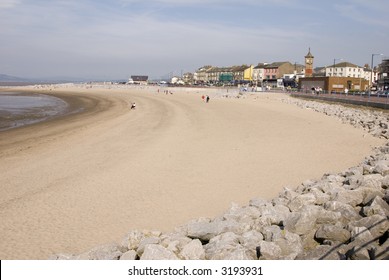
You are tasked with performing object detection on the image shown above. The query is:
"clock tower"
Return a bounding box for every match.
[305,48,314,77]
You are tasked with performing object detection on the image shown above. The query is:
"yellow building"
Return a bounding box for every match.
[243,65,254,81]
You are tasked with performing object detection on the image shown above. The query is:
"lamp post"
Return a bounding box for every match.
[294,62,301,89]
[370,53,383,93]
[332,58,343,94]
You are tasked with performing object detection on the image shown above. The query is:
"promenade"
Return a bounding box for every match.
[291,91,389,110]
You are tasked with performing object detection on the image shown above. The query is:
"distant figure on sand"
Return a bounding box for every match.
[130,102,136,110]
[206,95,210,103]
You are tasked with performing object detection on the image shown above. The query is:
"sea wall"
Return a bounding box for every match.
[51,95,389,260]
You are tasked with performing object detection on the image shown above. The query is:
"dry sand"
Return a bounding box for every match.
[0,85,385,259]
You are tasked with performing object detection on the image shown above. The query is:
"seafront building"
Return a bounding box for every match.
[192,62,303,88]
[377,58,389,90]
[299,50,372,93]
[299,76,370,93]
[129,48,385,92]
[324,62,375,86]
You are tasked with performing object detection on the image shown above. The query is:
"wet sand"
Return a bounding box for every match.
[0,85,384,259]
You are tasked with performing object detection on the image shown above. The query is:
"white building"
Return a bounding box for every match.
[325,62,364,78]
[252,63,267,84]
[325,62,377,85]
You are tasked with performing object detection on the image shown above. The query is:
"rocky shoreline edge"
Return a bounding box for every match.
[52,95,389,260]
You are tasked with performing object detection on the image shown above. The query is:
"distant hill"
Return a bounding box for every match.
[0,74,127,84]
[0,74,30,82]
[0,74,84,84]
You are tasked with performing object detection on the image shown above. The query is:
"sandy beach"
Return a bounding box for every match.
[0,85,384,259]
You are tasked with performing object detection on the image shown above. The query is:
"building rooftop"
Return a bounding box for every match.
[264,62,291,68]
[332,62,361,68]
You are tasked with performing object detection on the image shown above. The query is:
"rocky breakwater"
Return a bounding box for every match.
[52,97,389,260]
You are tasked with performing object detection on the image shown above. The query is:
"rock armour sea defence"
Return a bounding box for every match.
[51,96,389,260]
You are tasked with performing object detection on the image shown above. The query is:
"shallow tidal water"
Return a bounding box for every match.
[0,92,69,131]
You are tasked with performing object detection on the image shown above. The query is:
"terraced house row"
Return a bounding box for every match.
[179,49,389,92]
[191,62,304,86]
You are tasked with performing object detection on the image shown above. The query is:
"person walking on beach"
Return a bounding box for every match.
[130,102,136,110]
[206,95,210,103]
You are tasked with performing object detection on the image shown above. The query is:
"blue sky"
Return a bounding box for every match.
[0,0,388,80]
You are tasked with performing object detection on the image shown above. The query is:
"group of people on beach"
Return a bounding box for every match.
[312,87,323,95]
[131,92,211,110]
[201,95,210,103]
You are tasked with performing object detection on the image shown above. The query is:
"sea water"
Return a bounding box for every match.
[0,92,69,131]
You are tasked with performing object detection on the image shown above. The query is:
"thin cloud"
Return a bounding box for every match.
[0,0,387,79]
[334,1,389,28]
[0,0,20,9]
[118,0,295,6]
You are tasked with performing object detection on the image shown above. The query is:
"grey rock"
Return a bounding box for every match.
[284,210,317,235]
[49,253,74,260]
[363,164,374,175]
[136,237,160,256]
[274,230,303,260]
[249,198,270,208]
[160,233,192,255]
[121,230,161,251]
[315,224,351,243]
[310,188,331,205]
[186,219,241,242]
[350,226,374,244]
[204,232,253,260]
[343,166,363,177]
[381,175,389,189]
[179,239,205,260]
[256,204,290,226]
[121,230,145,251]
[222,248,253,260]
[383,189,389,203]
[140,244,179,260]
[316,181,344,197]
[346,247,372,260]
[256,241,282,260]
[262,225,282,242]
[373,161,389,176]
[316,208,342,225]
[362,196,389,217]
[349,215,389,239]
[120,250,137,260]
[374,237,389,260]
[301,229,320,251]
[277,187,299,201]
[324,201,360,223]
[361,174,383,189]
[359,187,385,205]
[345,174,364,188]
[296,245,344,260]
[331,189,364,207]
[239,230,264,257]
[75,243,123,260]
[287,193,316,212]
